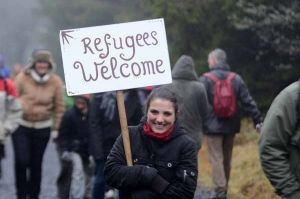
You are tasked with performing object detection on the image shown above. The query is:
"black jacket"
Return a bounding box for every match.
[89,89,143,161]
[199,63,263,134]
[104,117,198,199]
[58,105,89,156]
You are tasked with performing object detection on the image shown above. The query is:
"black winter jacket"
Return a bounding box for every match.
[104,117,198,199]
[199,63,263,134]
[89,89,143,162]
[58,105,89,156]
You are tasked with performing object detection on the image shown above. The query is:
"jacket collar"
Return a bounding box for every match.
[30,69,51,84]
[210,63,230,72]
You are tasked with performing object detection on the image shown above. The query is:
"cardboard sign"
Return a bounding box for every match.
[59,18,172,96]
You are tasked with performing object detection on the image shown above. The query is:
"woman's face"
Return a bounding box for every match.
[34,61,50,75]
[146,98,176,134]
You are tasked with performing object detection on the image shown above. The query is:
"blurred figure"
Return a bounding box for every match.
[199,49,263,199]
[11,63,23,80]
[57,94,92,199]
[13,49,65,199]
[164,55,208,151]
[0,55,10,78]
[104,87,198,199]
[0,74,22,178]
[138,86,160,107]
[89,89,143,199]
[259,80,300,199]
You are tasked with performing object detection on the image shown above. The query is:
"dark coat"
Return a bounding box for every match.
[89,89,143,162]
[58,105,89,156]
[199,63,263,134]
[164,55,208,150]
[104,117,198,199]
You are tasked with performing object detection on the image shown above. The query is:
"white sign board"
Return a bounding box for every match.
[59,18,172,96]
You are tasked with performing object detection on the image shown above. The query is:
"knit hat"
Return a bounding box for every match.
[24,49,57,74]
[75,94,92,103]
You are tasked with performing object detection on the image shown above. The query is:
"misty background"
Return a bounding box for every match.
[0,0,299,112]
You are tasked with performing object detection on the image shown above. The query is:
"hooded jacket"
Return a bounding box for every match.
[14,50,65,130]
[199,63,262,134]
[0,78,22,144]
[104,117,198,199]
[259,82,300,199]
[164,55,208,150]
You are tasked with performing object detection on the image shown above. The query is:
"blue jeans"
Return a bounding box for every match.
[92,160,106,199]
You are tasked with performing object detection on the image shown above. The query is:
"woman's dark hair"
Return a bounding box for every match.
[145,87,179,114]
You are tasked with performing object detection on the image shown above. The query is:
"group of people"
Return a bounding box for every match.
[0,47,298,199]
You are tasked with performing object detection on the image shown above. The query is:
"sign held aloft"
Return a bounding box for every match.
[59,18,172,96]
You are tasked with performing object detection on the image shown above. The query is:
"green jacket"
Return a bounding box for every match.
[259,82,300,199]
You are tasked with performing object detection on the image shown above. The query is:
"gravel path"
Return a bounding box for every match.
[0,138,232,199]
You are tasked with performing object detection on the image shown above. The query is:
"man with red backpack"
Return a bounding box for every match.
[199,49,263,199]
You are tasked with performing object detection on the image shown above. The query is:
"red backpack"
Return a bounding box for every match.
[204,72,237,118]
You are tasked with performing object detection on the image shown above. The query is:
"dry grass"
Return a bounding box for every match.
[198,120,279,199]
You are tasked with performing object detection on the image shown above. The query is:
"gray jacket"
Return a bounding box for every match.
[199,63,262,134]
[164,55,208,150]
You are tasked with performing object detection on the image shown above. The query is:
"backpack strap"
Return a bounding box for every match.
[204,73,219,83]
[226,72,236,84]
[296,79,300,128]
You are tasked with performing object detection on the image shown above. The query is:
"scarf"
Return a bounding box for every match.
[143,122,175,141]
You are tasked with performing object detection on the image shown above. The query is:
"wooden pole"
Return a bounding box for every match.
[116,90,133,166]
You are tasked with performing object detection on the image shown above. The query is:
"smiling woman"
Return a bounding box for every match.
[104,87,198,199]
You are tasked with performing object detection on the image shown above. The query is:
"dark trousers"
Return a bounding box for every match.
[93,159,107,199]
[12,125,50,199]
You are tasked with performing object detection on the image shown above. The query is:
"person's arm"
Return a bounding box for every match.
[235,75,263,127]
[259,86,300,198]
[53,78,65,131]
[89,94,105,162]
[198,83,209,119]
[161,139,198,199]
[104,134,159,189]
[58,110,73,152]
[3,79,22,134]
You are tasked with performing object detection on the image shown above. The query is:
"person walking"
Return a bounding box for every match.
[164,55,208,151]
[57,94,92,199]
[0,74,22,178]
[89,89,143,199]
[259,80,300,199]
[13,49,65,199]
[104,87,198,199]
[199,48,263,199]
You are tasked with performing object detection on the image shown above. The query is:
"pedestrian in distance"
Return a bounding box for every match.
[259,79,300,199]
[199,48,263,199]
[57,94,93,199]
[164,55,208,151]
[89,89,143,199]
[104,87,198,199]
[13,49,65,199]
[0,74,22,178]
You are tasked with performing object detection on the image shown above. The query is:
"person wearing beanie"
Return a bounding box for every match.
[13,49,65,199]
[57,94,92,199]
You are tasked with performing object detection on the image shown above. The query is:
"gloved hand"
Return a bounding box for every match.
[61,151,73,162]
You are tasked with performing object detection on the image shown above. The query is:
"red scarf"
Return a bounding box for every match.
[143,123,175,141]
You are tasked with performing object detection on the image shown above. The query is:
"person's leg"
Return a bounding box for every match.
[28,127,50,199]
[82,156,93,199]
[56,160,73,199]
[92,159,106,199]
[206,134,227,195]
[223,133,235,188]
[70,152,86,199]
[0,144,5,178]
[12,126,30,199]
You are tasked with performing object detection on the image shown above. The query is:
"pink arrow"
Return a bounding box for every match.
[61,30,75,45]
